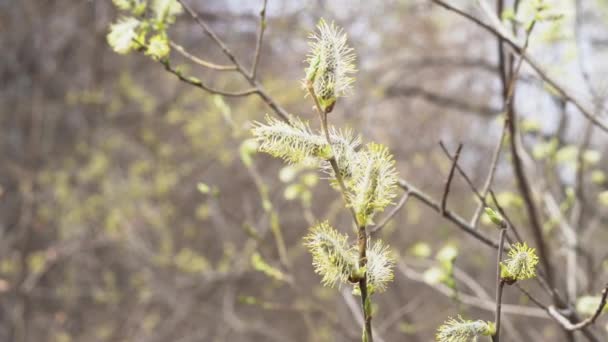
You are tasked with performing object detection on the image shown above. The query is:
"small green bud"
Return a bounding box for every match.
[484,207,505,227]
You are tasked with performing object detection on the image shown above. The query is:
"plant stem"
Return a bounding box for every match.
[306,83,373,342]
[493,227,507,342]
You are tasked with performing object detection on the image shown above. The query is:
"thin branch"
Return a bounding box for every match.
[161,59,258,97]
[176,0,290,122]
[439,142,483,200]
[170,41,237,71]
[250,0,268,79]
[386,85,501,117]
[492,227,507,342]
[177,0,249,75]
[470,119,507,228]
[437,144,527,246]
[489,190,524,244]
[504,20,556,289]
[429,0,608,133]
[547,283,608,331]
[398,262,548,318]
[369,191,410,234]
[398,179,498,248]
[440,142,463,214]
[306,77,373,342]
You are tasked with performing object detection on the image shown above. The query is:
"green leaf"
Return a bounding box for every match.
[152,0,183,24]
[409,242,432,258]
[591,170,605,184]
[197,182,210,194]
[484,207,504,227]
[112,0,133,11]
[279,165,298,183]
[283,184,302,200]
[107,17,141,54]
[555,145,578,164]
[146,34,170,60]
[583,150,601,165]
[598,191,608,206]
[239,139,259,167]
[532,139,558,160]
[251,252,288,282]
[576,296,608,316]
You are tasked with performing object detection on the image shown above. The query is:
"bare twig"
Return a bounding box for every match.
[170,41,237,71]
[429,0,608,133]
[470,120,507,228]
[161,59,258,97]
[176,0,290,122]
[547,283,608,331]
[398,179,498,248]
[369,191,410,234]
[250,0,268,79]
[440,142,463,214]
[492,227,507,342]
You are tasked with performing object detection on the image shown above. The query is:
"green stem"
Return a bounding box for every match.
[306,82,373,342]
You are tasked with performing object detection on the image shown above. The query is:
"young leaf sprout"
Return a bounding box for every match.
[107,17,141,54]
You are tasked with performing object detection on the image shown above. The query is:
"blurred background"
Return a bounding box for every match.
[1,0,608,341]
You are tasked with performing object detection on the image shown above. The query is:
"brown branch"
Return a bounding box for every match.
[440,142,463,214]
[492,227,507,342]
[429,0,608,133]
[386,85,501,117]
[398,179,498,248]
[170,41,237,71]
[250,0,268,79]
[176,0,290,122]
[369,191,410,234]
[548,284,608,331]
[161,59,258,97]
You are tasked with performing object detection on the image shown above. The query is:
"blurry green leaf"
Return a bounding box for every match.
[174,248,209,273]
[251,252,288,282]
[495,191,524,208]
[502,8,516,21]
[409,242,432,258]
[555,145,578,164]
[284,184,302,200]
[484,207,504,226]
[152,0,183,23]
[583,150,601,165]
[576,296,608,316]
[197,182,210,194]
[279,165,298,183]
[301,172,319,187]
[113,0,132,11]
[398,321,417,335]
[591,170,606,184]
[532,139,558,160]
[436,244,458,263]
[521,118,541,133]
[146,35,170,60]
[598,191,608,206]
[107,17,141,54]
[423,266,445,285]
[239,139,259,167]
